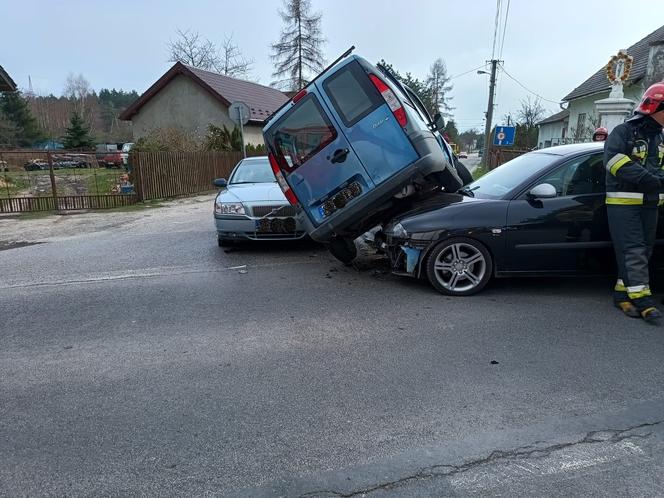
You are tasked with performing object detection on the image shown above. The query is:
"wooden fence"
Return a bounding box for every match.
[487,148,530,169]
[0,194,137,213]
[131,151,260,201]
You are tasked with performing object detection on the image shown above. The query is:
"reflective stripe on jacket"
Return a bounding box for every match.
[604,119,664,206]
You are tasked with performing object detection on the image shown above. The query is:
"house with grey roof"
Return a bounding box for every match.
[537,24,664,147]
[120,62,289,146]
[536,109,569,149]
[0,65,17,92]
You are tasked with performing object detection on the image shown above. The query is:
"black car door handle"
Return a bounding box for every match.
[329,148,349,164]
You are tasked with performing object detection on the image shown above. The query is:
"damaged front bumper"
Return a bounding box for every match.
[385,232,434,278]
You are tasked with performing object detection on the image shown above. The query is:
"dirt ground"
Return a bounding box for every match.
[0,194,216,249]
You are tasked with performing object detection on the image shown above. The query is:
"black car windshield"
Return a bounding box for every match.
[229,159,276,184]
[468,152,561,199]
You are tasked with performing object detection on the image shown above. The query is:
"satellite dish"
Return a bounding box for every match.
[229,101,250,126]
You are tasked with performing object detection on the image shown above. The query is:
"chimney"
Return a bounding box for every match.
[644,40,664,88]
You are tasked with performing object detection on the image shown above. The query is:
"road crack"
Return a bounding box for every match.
[298,420,664,497]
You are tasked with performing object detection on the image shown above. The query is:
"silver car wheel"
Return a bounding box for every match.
[432,242,487,293]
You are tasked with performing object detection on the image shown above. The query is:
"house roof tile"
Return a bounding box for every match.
[563,25,664,101]
[0,65,17,92]
[537,108,569,126]
[120,62,288,123]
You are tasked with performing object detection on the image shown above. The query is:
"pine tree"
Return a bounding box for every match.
[63,111,95,149]
[271,0,326,90]
[0,91,43,147]
[426,58,454,118]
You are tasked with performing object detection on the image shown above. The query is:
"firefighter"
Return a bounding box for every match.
[592,126,609,142]
[605,82,664,323]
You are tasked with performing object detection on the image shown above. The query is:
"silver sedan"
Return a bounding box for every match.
[213,156,306,246]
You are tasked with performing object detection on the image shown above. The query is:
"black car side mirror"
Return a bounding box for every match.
[528,183,557,199]
[213,178,227,188]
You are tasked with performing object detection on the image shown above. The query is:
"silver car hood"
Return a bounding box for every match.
[217,183,287,203]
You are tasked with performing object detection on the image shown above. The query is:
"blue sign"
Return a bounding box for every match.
[493,126,516,146]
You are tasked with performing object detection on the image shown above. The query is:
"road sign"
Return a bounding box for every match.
[229,101,250,126]
[493,126,516,146]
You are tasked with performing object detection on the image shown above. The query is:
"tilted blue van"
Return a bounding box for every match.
[262,49,465,261]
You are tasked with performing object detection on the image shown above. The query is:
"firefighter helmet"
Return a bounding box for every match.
[635,82,664,115]
[592,127,608,141]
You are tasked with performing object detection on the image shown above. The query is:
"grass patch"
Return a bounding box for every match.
[17,210,55,220]
[0,174,30,199]
[105,199,164,213]
[472,163,489,180]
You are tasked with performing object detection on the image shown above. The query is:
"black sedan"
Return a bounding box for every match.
[384,142,664,296]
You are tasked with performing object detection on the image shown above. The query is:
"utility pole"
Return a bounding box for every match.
[482,59,499,168]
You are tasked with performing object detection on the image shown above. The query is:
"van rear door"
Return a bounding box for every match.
[316,59,419,185]
[265,88,373,227]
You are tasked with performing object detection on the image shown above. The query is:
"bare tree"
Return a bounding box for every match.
[426,58,454,118]
[517,96,546,128]
[220,35,254,79]
[168,30,253,80]
[271,0,326,90]
[168,29,220,71]
[64,73,92,115]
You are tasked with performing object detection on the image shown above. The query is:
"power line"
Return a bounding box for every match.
[449,63,488,80]
[500,64,561,105]
[498,0,511,60]
[491,0,502,59]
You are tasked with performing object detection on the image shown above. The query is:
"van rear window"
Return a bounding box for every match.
[269,94,337,172]
[323,61,383,127]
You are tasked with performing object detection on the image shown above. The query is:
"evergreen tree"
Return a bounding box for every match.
[62,110,95,149]
[0,91,43,147]
[443,119,460,144]
[271,0,326,90]
[0,110,17,146]
[426,58,454,118]
[203,124,243,151]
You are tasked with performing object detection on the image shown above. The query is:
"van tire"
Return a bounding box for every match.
[454,157,473,185]
[327,236,357,264]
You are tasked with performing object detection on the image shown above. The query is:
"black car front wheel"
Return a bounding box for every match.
[426,237,492,296]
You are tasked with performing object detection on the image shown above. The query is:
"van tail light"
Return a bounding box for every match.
[369,74,407,127]
[269,153,299,205]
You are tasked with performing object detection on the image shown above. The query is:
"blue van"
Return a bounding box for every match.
[263,50,464,261]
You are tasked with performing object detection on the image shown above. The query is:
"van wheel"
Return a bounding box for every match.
[426,237,492,296]
[327,236,357,264]
[454,157,473,185]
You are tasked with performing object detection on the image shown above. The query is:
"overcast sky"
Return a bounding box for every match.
[2,0,664,131]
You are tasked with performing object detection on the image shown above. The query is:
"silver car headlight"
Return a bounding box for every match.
[215,201,246,215]
[390,222,408,238]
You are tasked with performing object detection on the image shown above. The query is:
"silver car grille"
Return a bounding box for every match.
[251,205,298,217]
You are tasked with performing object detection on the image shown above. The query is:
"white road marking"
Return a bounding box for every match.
[450,439,646,491]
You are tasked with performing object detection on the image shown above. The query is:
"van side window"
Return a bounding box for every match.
[323,61,384,127]
[269,94,337,172]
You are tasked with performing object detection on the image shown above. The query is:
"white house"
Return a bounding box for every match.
[538,24,664,147]
[536,109,568,149]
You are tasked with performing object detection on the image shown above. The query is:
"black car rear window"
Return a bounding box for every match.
[323,61,384,127]
[269,94,337,172]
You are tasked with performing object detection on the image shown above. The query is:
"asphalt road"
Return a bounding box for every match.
[2,201,664,497]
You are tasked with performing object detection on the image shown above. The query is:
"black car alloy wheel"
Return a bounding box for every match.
[426,237,493,296]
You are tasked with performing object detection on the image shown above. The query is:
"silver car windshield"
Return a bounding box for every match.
[469,152,561,199]
[229,159,277,184]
